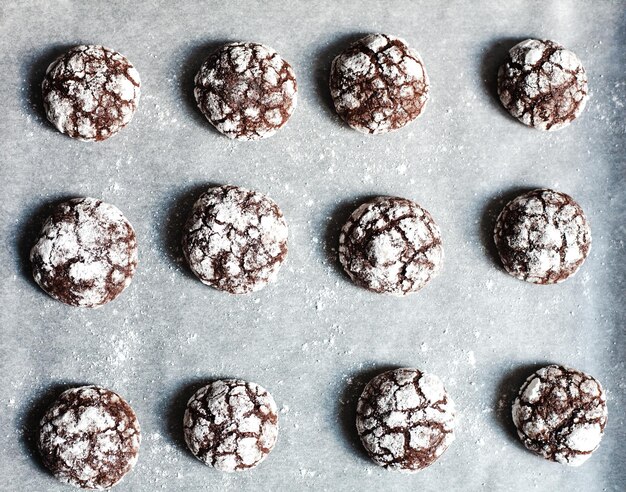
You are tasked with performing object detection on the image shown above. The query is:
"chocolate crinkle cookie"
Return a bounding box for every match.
[512,365,607,466]
[182,185,288,294]
[494,189,591,284]
[330,33,429,134]
[194,42,297,140]
[339,196,443,295]
[356,368,456,472]
[183,379,279,472]
[42,45,141,141]
[38,386,141,489]
[30,197,138,307]
[497,39,588,131]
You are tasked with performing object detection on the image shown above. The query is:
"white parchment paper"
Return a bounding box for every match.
[0,1,624,490]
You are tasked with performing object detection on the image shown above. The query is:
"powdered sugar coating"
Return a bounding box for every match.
[356,368,456,472]
[494,189,591,284]
[182,185,288,294]
[30,197,138,307]
[183,379,278,472]
[339,196,443,295]
[497,39,588,131]
[194,42,297,140]
[38,386,141,489]
[330,34,429,134]
[512,365,607,466]
[42,45,141,141]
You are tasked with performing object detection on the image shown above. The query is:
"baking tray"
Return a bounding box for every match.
[1,1,624,490]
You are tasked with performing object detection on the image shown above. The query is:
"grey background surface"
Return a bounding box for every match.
[0,1,624,490]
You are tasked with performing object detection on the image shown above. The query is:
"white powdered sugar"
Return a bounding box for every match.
[183,379,279,472]
[512,365,607,466]
[194,42,297,140]
[38,386,141,489]
[182,185,288,294]
[565,423,603,453]
[30,197,138,307]
[356,368,456,472]
[42,45,140,141]
[521,376,542,403]
[498,39,588,131]
[339,196,443,295]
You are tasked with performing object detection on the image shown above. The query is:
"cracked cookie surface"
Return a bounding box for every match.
[194,42,297,140]
[39,385,141,489]
[30,197,138,307]
[356,368,456,472]
[182,185,288,294]
[330,33,429,134]
[183,379,278,472]
[497,39,588,131]
[339,196,443,295]
[494,189,591,284]
[512,365,607,466]
[42,45,141,141]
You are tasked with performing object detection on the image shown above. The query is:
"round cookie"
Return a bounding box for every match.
[194,42,297,140]
[493,189,591,284]
[329,33,429,134]
[183,379,279,472]
[38,385,141,489]
[339,196,443,295]
[42,45,141,141]
[182,185,288,294]
[30,197,138,307]
[356,368,456,472]
[497,39,588,131]
[512,365,607,466]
